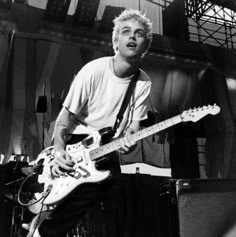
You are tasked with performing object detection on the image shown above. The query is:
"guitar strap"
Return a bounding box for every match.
[113,69,140,133]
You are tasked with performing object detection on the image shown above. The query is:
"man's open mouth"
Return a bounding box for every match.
[127,42,137,48]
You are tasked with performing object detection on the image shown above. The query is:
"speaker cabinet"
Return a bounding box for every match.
[99,6,125,33]
[160,179,236,237]
[44,0,71,22]
[73,0,100,26]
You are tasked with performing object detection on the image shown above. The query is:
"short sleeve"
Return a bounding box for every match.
[132,79,151,121]
[63,65,92,115]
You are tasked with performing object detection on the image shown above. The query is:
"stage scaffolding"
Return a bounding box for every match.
[162,0,236,49]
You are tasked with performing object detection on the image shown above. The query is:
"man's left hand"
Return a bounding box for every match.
[118,128,137,154]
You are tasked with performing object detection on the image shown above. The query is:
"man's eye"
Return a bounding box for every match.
[122,29,130,34]
[137,31,144,37]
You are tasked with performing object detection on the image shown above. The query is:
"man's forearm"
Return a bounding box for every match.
[53,106,74,150]
[53,125,69,150]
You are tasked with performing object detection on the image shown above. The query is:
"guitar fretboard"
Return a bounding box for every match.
[89,114,182,161]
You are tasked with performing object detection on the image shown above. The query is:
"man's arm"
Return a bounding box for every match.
[52,107,75,176]
[118,120,140,154]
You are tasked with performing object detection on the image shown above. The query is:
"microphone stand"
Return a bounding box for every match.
[8,155,24,237]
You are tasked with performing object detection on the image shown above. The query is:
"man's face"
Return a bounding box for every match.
[115,19,147,58]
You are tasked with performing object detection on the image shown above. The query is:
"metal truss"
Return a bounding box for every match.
[185,0,236,49]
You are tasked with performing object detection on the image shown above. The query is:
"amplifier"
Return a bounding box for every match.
[160,179,236,237]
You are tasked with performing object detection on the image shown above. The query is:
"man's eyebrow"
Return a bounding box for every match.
[136,28,144,32]
[121,26,131,30]
[121,26,144,32]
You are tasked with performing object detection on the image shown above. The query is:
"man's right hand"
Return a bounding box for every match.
[52,148,75,177]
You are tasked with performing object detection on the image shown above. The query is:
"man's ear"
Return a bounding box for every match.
[113,39,118,51]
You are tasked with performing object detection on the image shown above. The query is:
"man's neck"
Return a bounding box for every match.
[113,55,141,78]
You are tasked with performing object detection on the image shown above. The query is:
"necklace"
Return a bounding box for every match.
[112,57,118,77]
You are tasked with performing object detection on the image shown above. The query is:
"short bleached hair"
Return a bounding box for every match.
[112,9,153,57]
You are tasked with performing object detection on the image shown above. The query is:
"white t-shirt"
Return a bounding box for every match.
[63,56,151,137]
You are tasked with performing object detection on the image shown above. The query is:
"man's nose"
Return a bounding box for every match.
[129,32,136,39]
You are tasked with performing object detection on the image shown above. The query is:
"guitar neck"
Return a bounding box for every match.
[89,114,182,161]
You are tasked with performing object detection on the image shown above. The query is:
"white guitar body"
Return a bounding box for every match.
[36,132,111,206]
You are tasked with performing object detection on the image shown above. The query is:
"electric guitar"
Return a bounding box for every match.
[18,104,220,207]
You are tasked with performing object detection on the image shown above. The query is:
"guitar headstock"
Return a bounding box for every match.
[181,104,221,122]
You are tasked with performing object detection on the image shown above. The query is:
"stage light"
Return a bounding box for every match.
[44,0,71,22]
[73,0,100,27]
[99,6,125,33]
[226,78,236,91]
[36,96,47,113]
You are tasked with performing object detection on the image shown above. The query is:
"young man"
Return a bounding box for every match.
[37,9,153,237]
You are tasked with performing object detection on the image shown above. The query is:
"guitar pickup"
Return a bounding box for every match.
[78,166,90,178]
[81,135,95,147]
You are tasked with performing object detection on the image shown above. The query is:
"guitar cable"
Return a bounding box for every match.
[17,172,49,207]
[27,194,50,237]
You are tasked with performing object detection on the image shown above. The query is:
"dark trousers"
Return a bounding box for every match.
[39,155,123,237]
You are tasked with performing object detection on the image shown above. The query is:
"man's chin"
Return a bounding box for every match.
[124,52,142,59]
